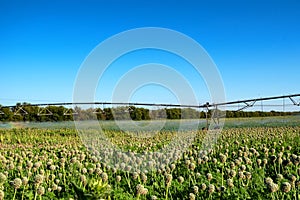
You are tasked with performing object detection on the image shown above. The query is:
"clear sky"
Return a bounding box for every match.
[1,0,300,108]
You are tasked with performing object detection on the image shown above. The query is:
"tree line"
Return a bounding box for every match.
[0,103,298,122]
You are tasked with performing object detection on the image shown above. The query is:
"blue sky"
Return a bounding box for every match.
[0,0,300,109]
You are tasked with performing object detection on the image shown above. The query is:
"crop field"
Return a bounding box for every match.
[0,121,300,199]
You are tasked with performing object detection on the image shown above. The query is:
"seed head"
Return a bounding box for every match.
[208,184,215,194]
[125,165,132,172]
[227,178,234,188]
[240,165,246,172]
[257,159,262,166]
[189,163,196,171]
[120,162,126,170]
[265,177,273,185]
[52,183,58,191]
[185,159,191,166]
[177,176,184,184]
[12,178,22,189]
[230,162,235,169]
[219,153,227,163]
[229,170,236,178]
[0,173,7,184]
[271,148,276,154]
[238,171,245,180]
[201,183,206,191]
[22,177,28,186]
[141,187,148,195]
[101,172,108,182]
[189,193,195,200]
[60,158,66,163]
[281,182,291,193]
[82,168,87,174]
[116,175,122,182]
[263,158,268,165]
[34,162,42,168]
[276,174,283,182]
[39,169,45,175]
[80,175,86,185]
[0,190,4,200]
[37,186,45,196]
[165,174,172,186]
[268,183,279,193]
[212,158,217,164]
[34,174,44,185]
[88,168,94,174]
[141,173,147,183]
[289,174,297,183]
[170,164,176,170]
[193,185,199,194]
[235,159,241,166]
[49,165,56,171]
[136,184,144,195]
[245,172,252,180]
[8,163,15,170]
[94,168,102,176]
[132,172,139,180]
[17,165,22,171]
[206,173,213,181]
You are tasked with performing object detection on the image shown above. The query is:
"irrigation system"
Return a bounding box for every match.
[0,93,300,128]
[1,93,300,110]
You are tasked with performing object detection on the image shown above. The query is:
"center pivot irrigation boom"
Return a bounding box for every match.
[1,94,300,128]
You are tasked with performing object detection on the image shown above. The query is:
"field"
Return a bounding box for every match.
[0,119,300,199]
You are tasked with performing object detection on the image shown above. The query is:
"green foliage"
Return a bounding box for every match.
[1,102,299,122]
[0,126,300,199]
[72,178,111,200]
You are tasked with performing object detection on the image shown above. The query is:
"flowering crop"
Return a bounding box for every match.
[0,126,299,199]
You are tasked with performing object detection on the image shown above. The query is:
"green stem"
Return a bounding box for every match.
[274,163,277,175]
[165,186,169,200]
[21,186,25,200]
[125,172,132,192]
[12,189,17,200]
[271,193,275,200]
[34,189,37,200]
[221,165,224,186]
[63,167,66,184]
